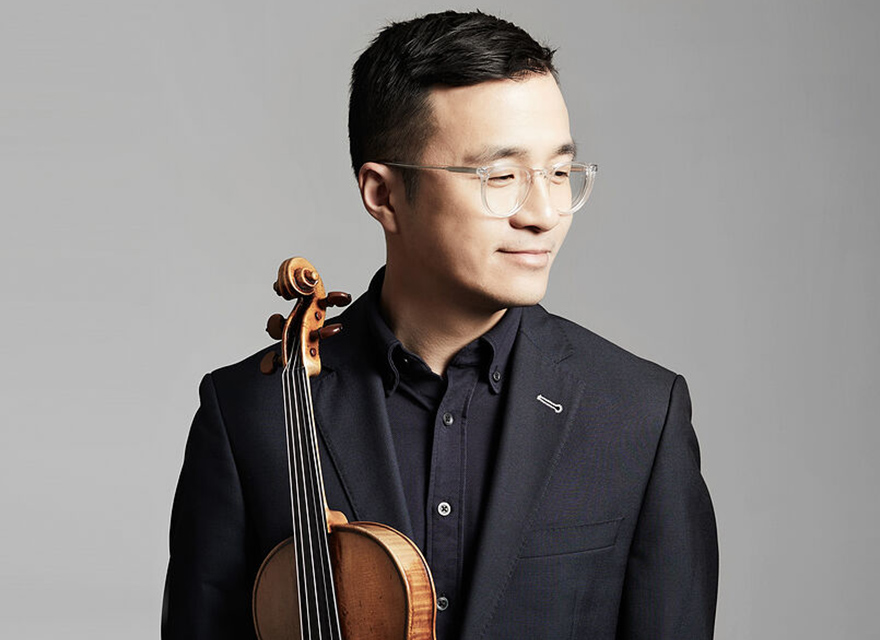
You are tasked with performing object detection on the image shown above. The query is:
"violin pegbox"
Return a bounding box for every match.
[261,257,352,376]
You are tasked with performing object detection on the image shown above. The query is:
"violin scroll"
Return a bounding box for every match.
[274,258,322,300]
[261,257,351,377]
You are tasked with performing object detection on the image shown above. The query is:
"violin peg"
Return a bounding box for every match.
[266,313,285,340]
[310,323,343,342]
[260,351,280,375]
[322,323,343,339]
[318,291,352,309]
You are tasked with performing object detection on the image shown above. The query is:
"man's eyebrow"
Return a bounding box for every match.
[463,142,578,166]
[463,146,527,165]
[557,142,578,159]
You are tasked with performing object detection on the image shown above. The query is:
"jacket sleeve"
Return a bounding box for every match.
[162,373,256,639]
[616,375,719,639]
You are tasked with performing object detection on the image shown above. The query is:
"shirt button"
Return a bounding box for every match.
[442,412,454,426]
[437,595,449,611]
[437,501,452,516]
[492,370,502,382]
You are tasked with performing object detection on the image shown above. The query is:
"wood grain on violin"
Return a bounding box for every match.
[252,257,437,640]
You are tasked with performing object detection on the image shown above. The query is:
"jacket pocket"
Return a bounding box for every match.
[520,517,623,558]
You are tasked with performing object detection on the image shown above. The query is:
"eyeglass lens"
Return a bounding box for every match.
[483,163,592,216]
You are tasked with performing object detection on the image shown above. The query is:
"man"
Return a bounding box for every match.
[163,10,718,640]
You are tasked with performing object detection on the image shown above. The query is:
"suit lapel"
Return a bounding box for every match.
[309,297,414,539]
[460,307,586,640]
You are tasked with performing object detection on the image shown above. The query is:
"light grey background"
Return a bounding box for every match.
[2,1,878,638]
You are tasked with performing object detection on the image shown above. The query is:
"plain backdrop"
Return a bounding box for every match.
[2,1,878,638]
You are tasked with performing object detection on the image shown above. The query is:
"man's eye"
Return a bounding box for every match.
[488,173,517,184]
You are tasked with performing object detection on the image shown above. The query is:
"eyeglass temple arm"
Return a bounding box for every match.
[384,162,478,174]
[441,166,479,174]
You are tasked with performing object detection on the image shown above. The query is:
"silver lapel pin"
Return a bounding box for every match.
[536,394,563,414]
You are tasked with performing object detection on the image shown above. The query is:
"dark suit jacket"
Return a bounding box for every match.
[163,293,718,639]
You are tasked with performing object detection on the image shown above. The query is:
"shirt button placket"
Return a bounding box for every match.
[432,381,465,634]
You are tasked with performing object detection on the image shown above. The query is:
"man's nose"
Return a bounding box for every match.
[509,173,560,231]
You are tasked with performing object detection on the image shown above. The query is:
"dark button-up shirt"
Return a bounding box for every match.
[365,270,521,639]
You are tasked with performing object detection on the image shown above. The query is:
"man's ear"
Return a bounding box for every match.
[358,162,403,234]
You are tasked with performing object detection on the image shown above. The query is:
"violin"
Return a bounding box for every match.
[252,257,437,640]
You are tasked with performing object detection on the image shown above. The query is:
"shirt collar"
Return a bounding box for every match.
[365,268,403,394]
[366,267,522,396]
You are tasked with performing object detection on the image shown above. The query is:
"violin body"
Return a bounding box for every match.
[253,518,436,640]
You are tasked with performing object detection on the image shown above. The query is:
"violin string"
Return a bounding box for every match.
[284,299,319,638]
[298,361,343,639]
[283,348,314,637]
[294,359,322,639]
[304,371,343,637]
[280,306,343,639]
[292,349,323,638]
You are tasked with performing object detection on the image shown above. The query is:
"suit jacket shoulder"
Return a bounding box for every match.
[520,304,680,417]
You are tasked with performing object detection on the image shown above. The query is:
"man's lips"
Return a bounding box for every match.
[497,248,553,266]
[497,248,553,255]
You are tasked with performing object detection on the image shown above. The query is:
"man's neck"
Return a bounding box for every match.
[380,267,506,377]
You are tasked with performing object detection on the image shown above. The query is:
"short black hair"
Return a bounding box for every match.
[348,10,557,196]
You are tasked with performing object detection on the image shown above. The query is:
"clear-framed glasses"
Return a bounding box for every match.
[381,161,598,218]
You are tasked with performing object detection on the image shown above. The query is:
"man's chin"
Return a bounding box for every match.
[488,282,549,310]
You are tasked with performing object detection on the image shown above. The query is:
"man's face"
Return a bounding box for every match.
[391,73,575,314]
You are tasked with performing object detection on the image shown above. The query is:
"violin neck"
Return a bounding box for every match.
[282,351,343,638]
